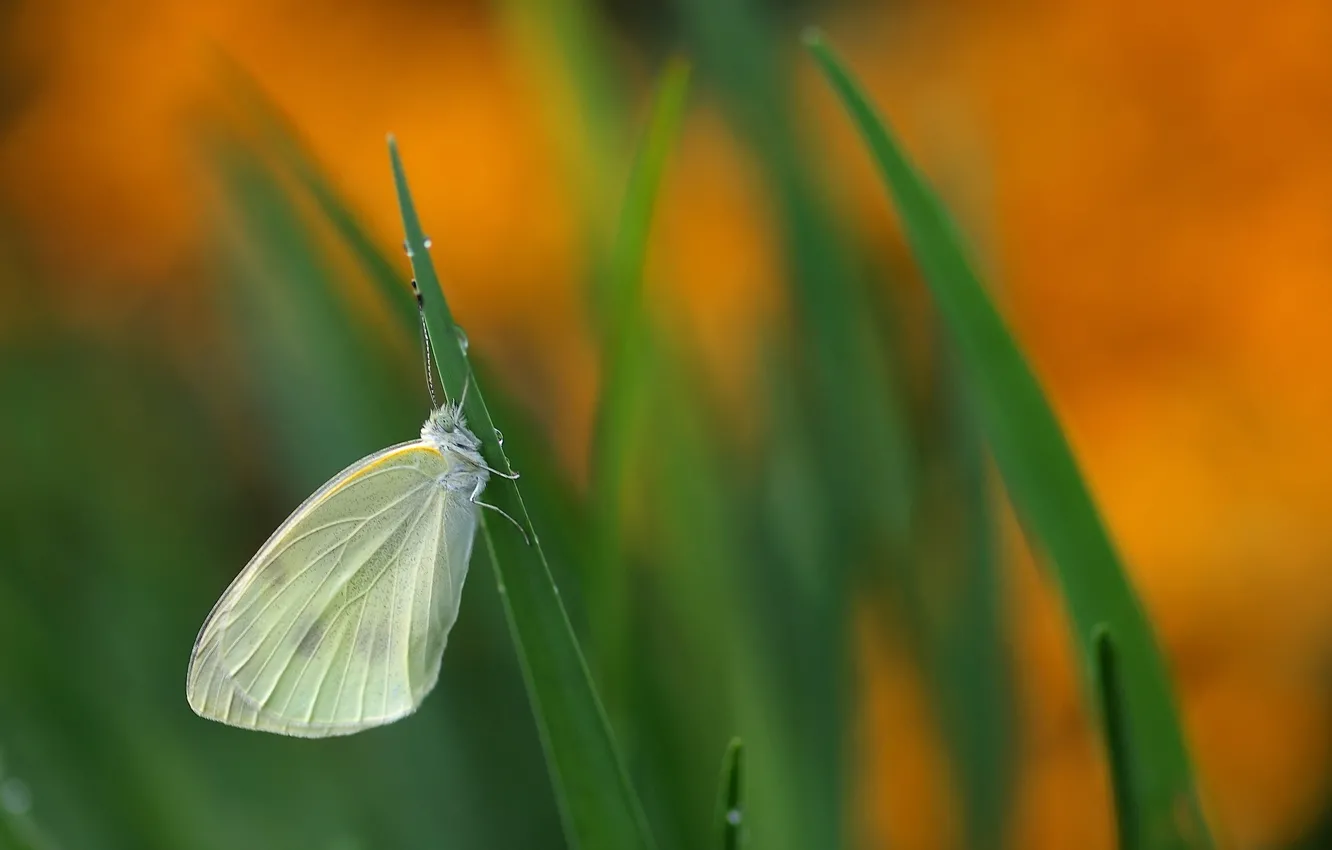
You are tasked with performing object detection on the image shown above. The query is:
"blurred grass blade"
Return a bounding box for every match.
[211,140,415,485]
[1097,628,1140,850]
[675,0,915,556]
[804,30,1213,850]
[589,58,691,705]
[715,738,745,850]
[216,58,416,333]
[674,8,912,848]
[592,58,691,325]
[389,137,656,850]
[928,347,1014,850]
[631,346,762,849]
[497,0,626,241]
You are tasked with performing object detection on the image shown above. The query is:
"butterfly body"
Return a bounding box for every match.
[186,402,489,737]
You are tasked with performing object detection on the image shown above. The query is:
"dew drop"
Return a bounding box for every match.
[0,778,32,815]
[493,428,505,446]
[423,236,433,249]
[726,809,742,827]
[455,325,469,353]
[403,239,414,258]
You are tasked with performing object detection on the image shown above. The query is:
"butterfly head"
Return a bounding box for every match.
[422,402,483,458]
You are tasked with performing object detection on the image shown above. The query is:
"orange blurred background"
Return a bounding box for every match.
[3,1,1331,847]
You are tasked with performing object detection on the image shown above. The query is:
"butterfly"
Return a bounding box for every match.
[186,280,517,737]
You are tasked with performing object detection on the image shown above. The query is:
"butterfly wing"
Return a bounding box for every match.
[186,441,480,737]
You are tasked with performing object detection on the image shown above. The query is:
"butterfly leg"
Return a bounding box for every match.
[476,461,520,481]
[469,477,530,545]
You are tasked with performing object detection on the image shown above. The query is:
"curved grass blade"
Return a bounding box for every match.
[215,57,416,334]
[211,140,416,485]
[591,58,691,327]
[803,29,1213,850]
[714,738,745,850]
[589,57,691,708]
[388,137,655,850]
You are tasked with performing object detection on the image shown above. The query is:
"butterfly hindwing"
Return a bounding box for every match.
[186,442,478,737]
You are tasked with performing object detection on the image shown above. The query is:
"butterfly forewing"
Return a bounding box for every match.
[186,442,479,736]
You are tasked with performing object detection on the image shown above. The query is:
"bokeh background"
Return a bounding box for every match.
[2,0,1332,848]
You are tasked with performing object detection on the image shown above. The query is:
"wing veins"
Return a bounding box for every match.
[354,490,437,720]
[218,516,369,629]
[232,458,427,596]
[276,588,357,716]
[414,494,443,696]
[330,595,370,722]
[243,482,436,710]
[245,516,364,577]
[382,493,408,717]
[256,488,436,722]
[222,480,431,667]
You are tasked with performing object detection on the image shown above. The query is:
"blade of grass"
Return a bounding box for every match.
[388,137,655,850]
[588,57,691,713]
[804,29,1213,850]
[211,141,414,486]
[497,0,626,240]
[715,738,745,850]
[918,343,1015,850]
[676,0,915,556]
[214,56,417,334]
[593,57,691,328]
[1097,627,1140,850]
[631,345,756,848]
[674,8,916,848]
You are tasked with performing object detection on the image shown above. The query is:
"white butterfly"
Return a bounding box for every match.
[187,278,518,737]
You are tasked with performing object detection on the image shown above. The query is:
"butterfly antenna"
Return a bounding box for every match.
[410,278,440,410]
[456,367,472,413]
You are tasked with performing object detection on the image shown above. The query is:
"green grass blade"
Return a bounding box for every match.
[1097,628,1141,850]
[211,140,415,486]
[388,137,655,850]
[592,58,692,325]
[588,57,691,706]
[926,348,1015,850]
[676,0,915,558]
[803,30,1213,850]
[715,738,745,850]
[215,58,417,333]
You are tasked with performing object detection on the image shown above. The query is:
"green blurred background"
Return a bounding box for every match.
[2,1,1331,848]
